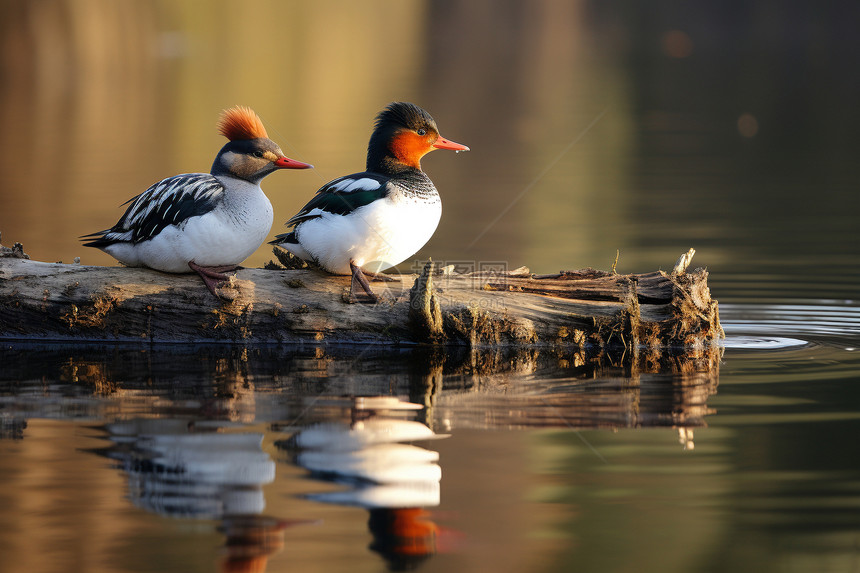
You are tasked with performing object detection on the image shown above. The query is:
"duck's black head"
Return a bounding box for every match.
[366,102,468,175]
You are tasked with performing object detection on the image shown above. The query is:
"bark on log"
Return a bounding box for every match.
[0,243,722,348]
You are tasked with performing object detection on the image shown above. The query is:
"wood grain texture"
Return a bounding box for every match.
[0,256,722,347]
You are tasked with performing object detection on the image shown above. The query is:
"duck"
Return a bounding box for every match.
[82,106,312,297]
[271,102,468,302]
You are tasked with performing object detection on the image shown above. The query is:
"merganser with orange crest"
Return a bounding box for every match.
[82,106,312,297]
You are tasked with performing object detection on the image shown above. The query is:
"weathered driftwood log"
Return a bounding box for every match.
[0,241,721,347]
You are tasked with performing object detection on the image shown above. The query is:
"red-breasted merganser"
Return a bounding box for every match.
[271,102,468,301]
[82,106,312,297]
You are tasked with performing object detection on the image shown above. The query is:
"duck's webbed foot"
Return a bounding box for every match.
[361,269,396,282]
[188,261,239,298]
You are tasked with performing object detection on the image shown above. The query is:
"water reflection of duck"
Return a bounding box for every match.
[279,397,451,570]
[368,507,439,569]
[91,418,299,573]
[218,515,319,573]
[94,419,275,518]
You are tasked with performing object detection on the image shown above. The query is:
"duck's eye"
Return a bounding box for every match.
[416,128,427,136]
[253,150,265,158]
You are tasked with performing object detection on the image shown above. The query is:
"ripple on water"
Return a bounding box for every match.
[721,335,809,350]
[719,302,860,349]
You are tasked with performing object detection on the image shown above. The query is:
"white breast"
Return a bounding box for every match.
[105,178,273,273]
[294,194,441,275]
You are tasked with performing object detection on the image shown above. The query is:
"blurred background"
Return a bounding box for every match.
[1,0,859,300]
[3,4,860,572]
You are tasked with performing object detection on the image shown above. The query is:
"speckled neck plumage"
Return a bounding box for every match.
[389,169,438,201]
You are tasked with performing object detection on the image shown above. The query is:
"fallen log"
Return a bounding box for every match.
[0,237,721,348]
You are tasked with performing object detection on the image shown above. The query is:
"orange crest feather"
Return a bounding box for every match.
[217,106,269,141]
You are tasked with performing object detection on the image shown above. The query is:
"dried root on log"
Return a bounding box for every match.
[0,232,29,260]
[0,236,721,349]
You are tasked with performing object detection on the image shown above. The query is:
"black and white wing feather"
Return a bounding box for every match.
[269,173,390,246]
[82,173,225,247]
[286,173,391,227]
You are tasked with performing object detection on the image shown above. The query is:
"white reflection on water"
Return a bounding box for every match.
[281,399,448,509]
[721,336,808,350]
[97,419,275,519]
[720,302,860,349]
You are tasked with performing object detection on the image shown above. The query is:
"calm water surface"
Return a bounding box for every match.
[2,2,860,572]
[1,308,859,573]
